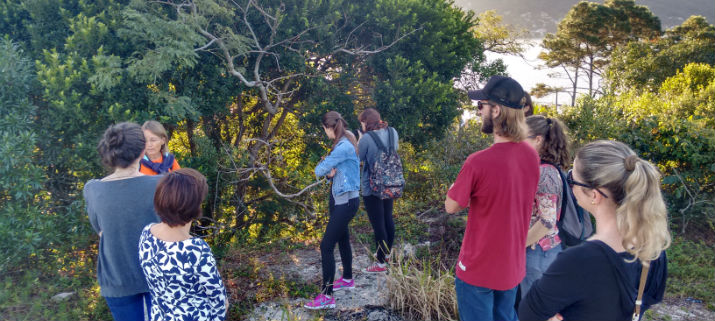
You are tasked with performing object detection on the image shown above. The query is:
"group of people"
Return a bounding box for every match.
[83,109,402,319]
[306,108,401,309]
[445,75,671,321]
[84,75,671,321]
[84,121,227,321]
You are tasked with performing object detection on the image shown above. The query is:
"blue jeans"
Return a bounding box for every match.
[105,292,151,321]
[521,243,562,299]
[455,277,518,321]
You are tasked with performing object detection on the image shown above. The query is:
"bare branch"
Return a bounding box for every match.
[334,27,422,56]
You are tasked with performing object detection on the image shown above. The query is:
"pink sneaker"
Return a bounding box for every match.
[363,262,387,273]
[304,294,335,310]
[333,277,355,291]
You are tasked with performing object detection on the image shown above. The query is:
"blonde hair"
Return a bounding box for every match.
[575,140,671,264]
[492,103,527,141]
[142,120,169,154]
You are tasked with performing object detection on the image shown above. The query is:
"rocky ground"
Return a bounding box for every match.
[247,246,404,321]
[244,243,715,321]
[241,210,714,321]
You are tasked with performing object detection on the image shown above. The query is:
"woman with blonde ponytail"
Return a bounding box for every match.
[519,140,670,321]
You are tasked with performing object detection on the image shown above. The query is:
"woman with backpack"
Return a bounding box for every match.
[519,140,670,321]
[357,108,401,273]
[304,111,361,310]
[520,115,570,299]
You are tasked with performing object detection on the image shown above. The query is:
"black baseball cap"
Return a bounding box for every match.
[468,75,525,109]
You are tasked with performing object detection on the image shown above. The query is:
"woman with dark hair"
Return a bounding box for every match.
[139,168,227,320]
[83,122,161,320]
[140,120,180,175]
[304,111,360,310]
[519,115,571,298]
[519,140,670,321]
[357,108,399,273]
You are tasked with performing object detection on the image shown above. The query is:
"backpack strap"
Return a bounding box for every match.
[387,127,395,152]
[367,129,389,153]
[632,264,650,321]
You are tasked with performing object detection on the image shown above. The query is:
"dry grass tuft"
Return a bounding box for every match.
[385,250,459,321]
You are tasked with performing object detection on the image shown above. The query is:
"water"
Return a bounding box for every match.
[484,39,601,106]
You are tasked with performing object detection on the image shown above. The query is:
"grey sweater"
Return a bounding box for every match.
[83,175,161,297]
[358,127,399,197]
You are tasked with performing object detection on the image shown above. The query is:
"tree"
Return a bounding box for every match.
[472,10,528,55]
[0,39,47,271]
[606,16,715,93]
[540,0,660,105]
[117,0,485,238]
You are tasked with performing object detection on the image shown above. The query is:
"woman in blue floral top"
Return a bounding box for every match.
[139,168,228,321]
[520,115,571,299]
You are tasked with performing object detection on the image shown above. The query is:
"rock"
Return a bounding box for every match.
[51,292,75,302]
[367,309,390,321]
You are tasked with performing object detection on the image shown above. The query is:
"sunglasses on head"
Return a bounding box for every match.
[567,169,609,198]
[477,101,494,111]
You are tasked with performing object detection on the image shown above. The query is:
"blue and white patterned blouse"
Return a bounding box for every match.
[139,224,228,321]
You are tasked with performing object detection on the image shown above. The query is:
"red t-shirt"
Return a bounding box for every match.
[447,141,540,290]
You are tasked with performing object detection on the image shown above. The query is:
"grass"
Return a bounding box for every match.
[665,236,715,307]
[385,250,458,321]
[0,249,111,321]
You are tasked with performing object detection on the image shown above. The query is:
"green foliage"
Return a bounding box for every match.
[607,16,715,93]
[0,39,48,271]
[375,56,461,146]
[560,63,715,233]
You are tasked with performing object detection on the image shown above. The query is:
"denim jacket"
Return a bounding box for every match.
[315,137,360,196]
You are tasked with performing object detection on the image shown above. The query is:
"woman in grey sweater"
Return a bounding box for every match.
[83,122,161,320]
[357,108,399,273]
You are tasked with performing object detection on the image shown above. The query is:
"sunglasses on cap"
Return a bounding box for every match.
[567,169,609,199]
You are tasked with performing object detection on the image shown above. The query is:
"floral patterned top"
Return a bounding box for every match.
[530,164,563,250]
[139,224,227,321]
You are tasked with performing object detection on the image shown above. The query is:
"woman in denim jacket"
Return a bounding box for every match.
[305,111,360,310]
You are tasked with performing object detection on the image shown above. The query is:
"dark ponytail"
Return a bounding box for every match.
[322,111,358,154]
[525,115,570,169]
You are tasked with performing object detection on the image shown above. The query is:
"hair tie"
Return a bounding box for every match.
[624,155,638,172]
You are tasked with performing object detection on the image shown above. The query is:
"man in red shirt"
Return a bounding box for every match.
[445,75,540,321]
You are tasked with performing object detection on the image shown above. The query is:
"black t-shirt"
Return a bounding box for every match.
[519,240,667,321]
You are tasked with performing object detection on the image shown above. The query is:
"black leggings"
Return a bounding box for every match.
[363,195,395,264]
[321,195,359,295]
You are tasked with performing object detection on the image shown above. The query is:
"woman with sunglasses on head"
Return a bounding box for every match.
[304,111,360,310]
[519,140,670,321]
[519,116,570,300]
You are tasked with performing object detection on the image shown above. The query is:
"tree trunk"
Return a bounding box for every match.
[572,66,579,106]
[186,118,197,157]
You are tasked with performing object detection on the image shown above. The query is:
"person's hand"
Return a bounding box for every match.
[547,313,563,321]
[327,168,336,178]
